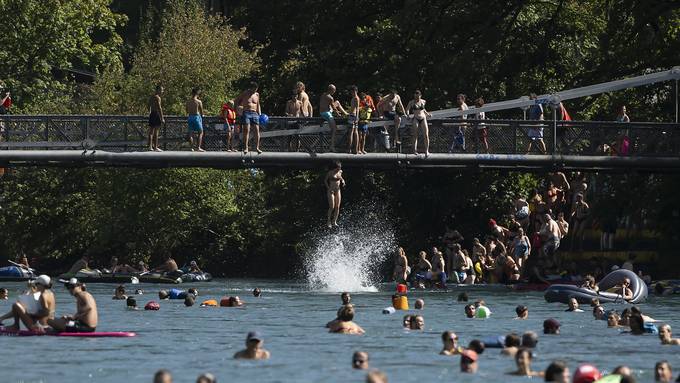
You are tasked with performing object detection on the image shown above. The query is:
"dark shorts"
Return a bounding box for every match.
[64,320,96,333]
[358,123,369,133]
[149,112,162,127]
[383,111,396,120]
[241,110,259,126]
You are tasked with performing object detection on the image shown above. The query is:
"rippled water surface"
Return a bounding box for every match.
[1,279,679,383]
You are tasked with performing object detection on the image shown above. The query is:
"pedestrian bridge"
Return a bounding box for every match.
[0,115,679,172]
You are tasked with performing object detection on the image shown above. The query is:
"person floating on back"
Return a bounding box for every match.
[186,88,205,152]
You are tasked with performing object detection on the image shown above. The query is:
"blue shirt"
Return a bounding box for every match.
[529,103,543,120]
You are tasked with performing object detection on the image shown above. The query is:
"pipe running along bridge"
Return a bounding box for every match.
[0,67,678,172]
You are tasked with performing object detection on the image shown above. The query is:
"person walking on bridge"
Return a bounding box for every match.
[148,85,165,152]
[186,88,205,152]
[234,82,262,154]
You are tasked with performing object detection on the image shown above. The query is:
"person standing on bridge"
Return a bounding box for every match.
[148,85,165,152]
[526,93,546,154]
[235,82,262,154]
[405,90,432,156]
[324,161,345,228]
[296,81,313,117]
[319,85,347,152]
[186,88,205,152]
[379,90,406,148]
[347,85,360,154]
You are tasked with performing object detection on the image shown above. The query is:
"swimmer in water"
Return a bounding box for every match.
[521,331,538,348]
[324,161,345,228]
[253,288,261,297]
[233,331,271,360]
[341,292,351,306]
[402,314,412,328]
[566,297,584,312]
[158,290,169,300]
[126,297,139,310]
[501,333,521,357]
[414,299,425,310]
[153,369,173,383]
[543,318,561,334]
[196,373,216,383]
[510,348,544,377]
[440,331,462,355]
[465,304,476,318]
[655,360,673,382]
[544,360,570,383]
[0,288,8,300]
[607,311,623,328]
[227,296,243,307]
[468,339,485,354]
[113,285,127,300]
[659,324,680,345]
[593,305,606,320]
[460,350,478,373]
[515,305,529,319]
[184,296,195,307]
[328,305,365,335]
[366,369,388,383]
[352,351,369,370]
[410,315,425,330]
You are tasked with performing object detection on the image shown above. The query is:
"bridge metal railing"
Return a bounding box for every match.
[0,115,678,157]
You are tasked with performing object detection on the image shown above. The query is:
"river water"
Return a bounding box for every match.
[1,279,679,383]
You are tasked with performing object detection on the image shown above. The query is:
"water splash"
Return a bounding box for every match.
[303,204,395,292]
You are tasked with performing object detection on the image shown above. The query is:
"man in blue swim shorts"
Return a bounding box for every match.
[319,84,348,152]
[234,82,262,154]
[185,88,205,152]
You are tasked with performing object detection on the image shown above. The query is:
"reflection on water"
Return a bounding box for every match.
[303,206,395,292]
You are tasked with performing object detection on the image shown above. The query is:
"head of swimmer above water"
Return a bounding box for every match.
[410,315,424,330]
[465,304,476,318]
[341,292,351,305]
[568,297,579,311]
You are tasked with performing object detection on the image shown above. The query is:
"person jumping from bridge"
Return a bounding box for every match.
[325,161,345,228]
[235,82,262,154]
[148,85,165,152]
[186,88,205,152]
[405,90,432,156]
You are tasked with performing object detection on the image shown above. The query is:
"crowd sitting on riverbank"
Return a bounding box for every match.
[391,170,652,289]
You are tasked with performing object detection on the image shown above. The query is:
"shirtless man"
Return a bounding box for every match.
[615,278,634,301]
[148,85,165,151]
[233,331,271,360]
[234,82,262,154]
[393,247,410,283]
[186,88,205,152]
[658,324,680,345]
[153,255,179,274]
[550,172,570,210]
[379,90,406,146]
[347,85,360,154]
[296,81,313,117]
[440,331,462,355]
[413,251,432,288]
[285,91,302,117]
[0,275,55,332]
[319,84,346,152]
[556,212,569,239]
[49,278,97,332]
[431,250,447,288]
[328,305,365,334]
[540,213,562,262]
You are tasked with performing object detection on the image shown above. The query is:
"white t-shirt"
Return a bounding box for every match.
[17,292,41,315]
[459,103,469,120]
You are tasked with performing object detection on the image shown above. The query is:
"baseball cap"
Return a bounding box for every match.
[32,275,51,287]
[573,364,601,383]
[461,349,478,362]
[64,277,79,287]
[246,331,262,342]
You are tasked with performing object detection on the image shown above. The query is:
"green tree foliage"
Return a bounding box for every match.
[87,0,257,115]
[223,0,680,120]
[0,0,125,113]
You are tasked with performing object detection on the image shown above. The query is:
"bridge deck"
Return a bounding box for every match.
[0,115,678,171]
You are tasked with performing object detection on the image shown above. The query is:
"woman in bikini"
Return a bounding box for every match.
[405,90,432,156]
[324,161,346,228]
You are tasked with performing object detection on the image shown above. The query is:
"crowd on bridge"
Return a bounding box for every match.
[145,82,633,156]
